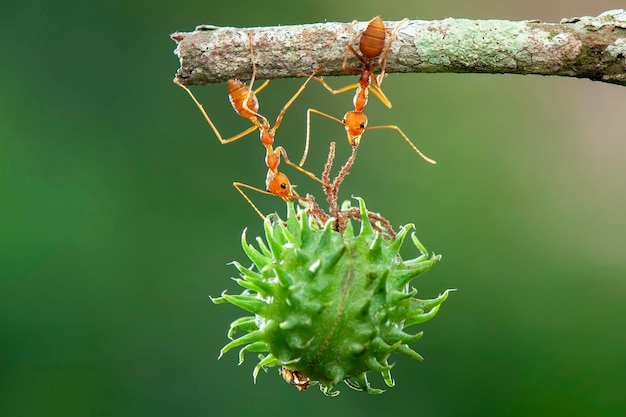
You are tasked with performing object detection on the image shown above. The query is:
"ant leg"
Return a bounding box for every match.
[300,108,345,166]
[314,69,392,109]
[253,79,270,95]
[174,79,259,144]
[273,66,323,131]
[343,43,367,72]
[313,76,360,95]
[376,18,409,86]
[342,20,366,71]
[240,32,262,120]
[238,33,275,128]
[364,124,437,164]
[276,146,325,185]
[367,84,393,109]
[233,182,275,219]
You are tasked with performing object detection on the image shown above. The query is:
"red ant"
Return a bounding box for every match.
[299,16,436,167]
[175,33,323,218]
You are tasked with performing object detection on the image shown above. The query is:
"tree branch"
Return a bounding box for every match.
[172,9,626,86]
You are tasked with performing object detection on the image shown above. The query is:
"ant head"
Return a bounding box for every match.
[267,172,293,199]
[342,111,368,146]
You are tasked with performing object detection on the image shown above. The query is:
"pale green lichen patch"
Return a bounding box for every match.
[413,18,529,68]
[534,29,583,71]
[561,9,626,30]
[606,38,626,63]
[596,9,626,28]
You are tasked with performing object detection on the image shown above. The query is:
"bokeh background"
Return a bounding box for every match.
[2,0,625,416]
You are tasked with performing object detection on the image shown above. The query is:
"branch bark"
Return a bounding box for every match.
[172,9,626,86]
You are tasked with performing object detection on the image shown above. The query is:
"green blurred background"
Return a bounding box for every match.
[2,0,625,416]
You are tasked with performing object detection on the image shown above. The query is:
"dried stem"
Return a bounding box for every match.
[172,10,626,86]
[306,142,395,238]
[321,142,338,219]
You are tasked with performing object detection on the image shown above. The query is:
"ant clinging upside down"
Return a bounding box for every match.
[175,32,325,218]
[300,16,436,167]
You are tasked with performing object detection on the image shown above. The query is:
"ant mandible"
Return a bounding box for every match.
[174,32,323,218]
[299,16,436,167]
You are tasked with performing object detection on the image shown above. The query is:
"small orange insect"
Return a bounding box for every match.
[300,17,435,167]
[175,33,324,217]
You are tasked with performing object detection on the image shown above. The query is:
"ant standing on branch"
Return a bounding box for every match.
[300,16,436,167]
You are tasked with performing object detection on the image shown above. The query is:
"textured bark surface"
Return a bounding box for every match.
[172,9,626,86]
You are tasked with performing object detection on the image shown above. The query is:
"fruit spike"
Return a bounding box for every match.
[213,197,452,396]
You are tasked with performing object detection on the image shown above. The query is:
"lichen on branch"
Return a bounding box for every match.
[172,9,626,86]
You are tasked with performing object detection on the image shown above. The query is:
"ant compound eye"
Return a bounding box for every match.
[281,183,288,189]
[359,122,366,129]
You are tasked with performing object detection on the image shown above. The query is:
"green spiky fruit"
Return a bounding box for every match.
[212,197,451,396]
